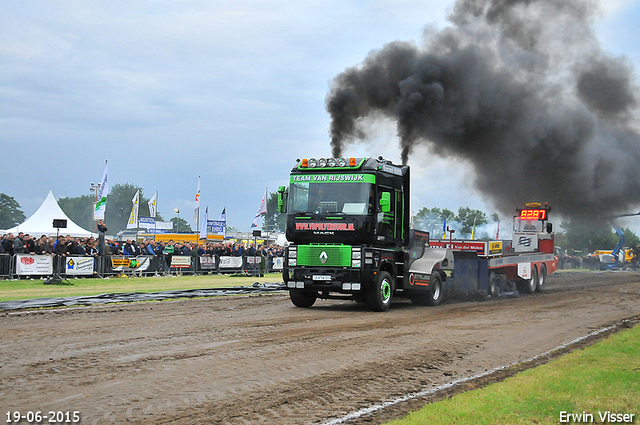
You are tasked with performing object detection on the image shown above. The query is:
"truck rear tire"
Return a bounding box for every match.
[426,272,443,306]
[289,289,317,308]
[367,271,394,311]
[410,272,443,306]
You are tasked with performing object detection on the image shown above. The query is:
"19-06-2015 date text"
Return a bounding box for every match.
[6,411,80,423]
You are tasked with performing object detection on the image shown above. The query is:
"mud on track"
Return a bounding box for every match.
[1,271,639,425]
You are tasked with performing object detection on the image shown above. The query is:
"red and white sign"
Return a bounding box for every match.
[16,254,53,276]
[430,240,488,255]
[170,256,192,269]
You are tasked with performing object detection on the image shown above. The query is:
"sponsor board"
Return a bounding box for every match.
[16,254,53,276]
[170,256,191,269]
[111,256,152,271]
[219,256,243,269]
[199,256,217,270]
[66,257,94,275]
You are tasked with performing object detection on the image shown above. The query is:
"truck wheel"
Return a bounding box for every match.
[426,272,443,306]
[367,271,394,311]
[488,271,498,297]
[520,266,537,294]
[536,265,546,293]
[289,289,317,308]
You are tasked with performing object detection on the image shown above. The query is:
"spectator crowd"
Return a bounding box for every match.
[1,232,285,274]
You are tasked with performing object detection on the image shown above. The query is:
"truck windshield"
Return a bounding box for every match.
[515,219,542,232]
[288,181,374,215]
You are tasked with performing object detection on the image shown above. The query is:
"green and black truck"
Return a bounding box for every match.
[278,156,445,311]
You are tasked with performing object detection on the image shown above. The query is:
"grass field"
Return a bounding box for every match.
[387,324,640,425]
[0,273,284,302]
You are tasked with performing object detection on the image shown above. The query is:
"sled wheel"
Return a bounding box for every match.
[488,271,498,297]
[536,265,546,293]
[520,266,537,294]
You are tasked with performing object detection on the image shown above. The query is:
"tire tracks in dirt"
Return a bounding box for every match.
[0,272,639,424]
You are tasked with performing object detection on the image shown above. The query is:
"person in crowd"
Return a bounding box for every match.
[123,239,139,256]
[13,232,25,254]
[72,237,86,255]
[144,240,157,256]
[97,220,107,255]
[163,240,175,269]
[34,236,48,255]
[23,234,36,254]
[85,239,98,256]
[1,233,15,256]
[63,235,74,255]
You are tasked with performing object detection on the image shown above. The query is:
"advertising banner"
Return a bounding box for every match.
[199,256,217,270]
[15,254,53,276]
[219,256,243,269]
[206,219,226,237]
[170,256,192,269]
[65,257,94,275]
[139,216,156,227]
[111,256,152,271]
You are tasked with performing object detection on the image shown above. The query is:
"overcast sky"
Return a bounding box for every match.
[2,0,639,233]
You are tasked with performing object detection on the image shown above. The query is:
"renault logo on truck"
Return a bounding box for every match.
[319,251,328,264]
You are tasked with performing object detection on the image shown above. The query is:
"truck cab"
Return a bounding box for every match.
[278,156,411,311]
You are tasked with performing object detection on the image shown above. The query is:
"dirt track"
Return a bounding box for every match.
[1,271,639,425]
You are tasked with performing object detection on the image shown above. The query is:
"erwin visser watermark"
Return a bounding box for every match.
[560,411,636,423]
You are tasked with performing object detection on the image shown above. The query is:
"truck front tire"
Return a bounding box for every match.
[367,271,394,311]
[289,289,317,308]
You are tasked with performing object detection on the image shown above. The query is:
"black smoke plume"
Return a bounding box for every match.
[326,0,640,219]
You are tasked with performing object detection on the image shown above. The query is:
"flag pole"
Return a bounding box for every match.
[265,186,269,246]
[154,191,158,242]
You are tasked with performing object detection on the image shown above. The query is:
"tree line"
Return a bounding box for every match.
[1,188,639,252]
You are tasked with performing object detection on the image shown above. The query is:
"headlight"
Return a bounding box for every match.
[351,260,361,268]
[288,259,297,266]
[327,158,337,167]
[318,158,327,167]
[288,249,297,258]
[308,158,317,167]
[337,157,347,167]
[351,251,361,259]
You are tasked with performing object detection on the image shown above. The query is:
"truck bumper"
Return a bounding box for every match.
[284,267,375,293]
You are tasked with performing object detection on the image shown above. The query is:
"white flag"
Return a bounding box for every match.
[194,176,201,227]
[219,207,226,221]
[93,160,109,220]
[200,206,208,240]
[148,191,158,218]
[127,190,140,229]
[250,188,268,228]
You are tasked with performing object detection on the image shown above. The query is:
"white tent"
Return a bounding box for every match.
[1,191,97,238]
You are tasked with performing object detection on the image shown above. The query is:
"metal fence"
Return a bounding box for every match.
[1,254,283,280]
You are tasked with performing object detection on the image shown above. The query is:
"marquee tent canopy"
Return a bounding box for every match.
[1,191,97,238]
